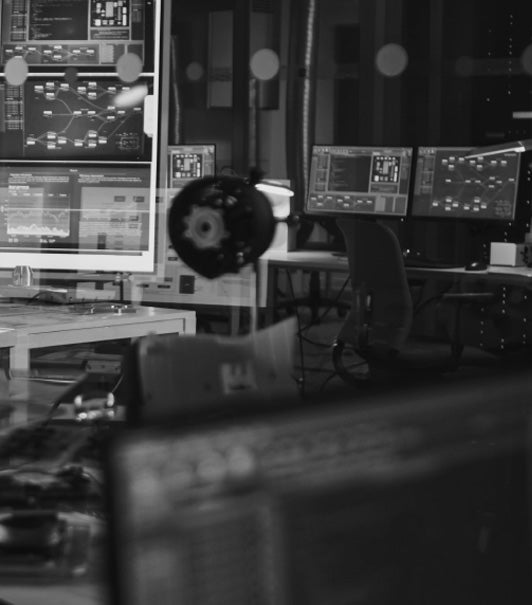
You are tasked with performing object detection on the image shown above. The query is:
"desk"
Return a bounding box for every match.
[0,307,196,605]
[0,305,197,604]
[0,304,196,375]
[263,250,532,337]
[264,250,532,296]
[265,250,532,282]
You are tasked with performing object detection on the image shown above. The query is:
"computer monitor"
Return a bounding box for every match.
[167,144,216,188]
[306,145,413,218]
[411,146,521,221]
[0,76,152,161]
[107,369,532,605]
[0,0,155,70]
[0,162,155,271]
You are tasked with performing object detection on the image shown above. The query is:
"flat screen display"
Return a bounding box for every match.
[0,162,155,271]
[0,0,154,69]
[306,145,413,218]
[0,77,152,160]
[168,144,216,188]
[411,146,521,221]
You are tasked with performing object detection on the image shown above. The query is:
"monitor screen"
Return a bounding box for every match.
[107,371,532,604]
[167,144,216,188]
[0,162,155,271]
[306,145,413,218]
[0,0,154,69]
[411,146,521,221]
[0,77,152,161]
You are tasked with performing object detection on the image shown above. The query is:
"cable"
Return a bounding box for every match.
[319,357,369,392]
[318,370,339,393]
[297,333,332,349]
[297,274,351,333]
[413,285,454,315]
[285,270,306,397]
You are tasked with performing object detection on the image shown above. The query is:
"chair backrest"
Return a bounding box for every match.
[336,218,413,353]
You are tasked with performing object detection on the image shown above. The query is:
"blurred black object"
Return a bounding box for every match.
[169,173,276,279]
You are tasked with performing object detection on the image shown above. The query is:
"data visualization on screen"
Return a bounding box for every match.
[0,77,151,160]
[168,144,216,188]
[0,163,154,271]
[412,147,521,221]
[306,145,413,218]
[0,0,153,68]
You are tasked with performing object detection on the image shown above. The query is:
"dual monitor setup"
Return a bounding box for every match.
[306,144,522,222]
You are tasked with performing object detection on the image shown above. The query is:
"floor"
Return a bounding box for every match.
[5,295,529,416]
[195,300,532,406]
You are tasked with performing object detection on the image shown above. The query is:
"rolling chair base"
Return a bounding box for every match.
[332,339,462,387]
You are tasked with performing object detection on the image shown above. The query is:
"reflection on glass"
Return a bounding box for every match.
[4,57,28,86]
[117,52,143,84]
[250,49,280,81]
[185,62,205,82]
[375,43,408,77]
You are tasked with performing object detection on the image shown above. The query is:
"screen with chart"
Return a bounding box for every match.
[167,144,216,188]
[411,147,521,221]
[0,77,152,160]
[0,0,154,69]
[0,163,154,271]
[306,145,413,218]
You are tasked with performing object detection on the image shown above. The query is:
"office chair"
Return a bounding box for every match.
[332,218,497,385]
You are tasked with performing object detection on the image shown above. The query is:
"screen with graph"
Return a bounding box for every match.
[0,163,154,271]
[306,145,413,218]
[0,0,154,69]
[411,146,521,221]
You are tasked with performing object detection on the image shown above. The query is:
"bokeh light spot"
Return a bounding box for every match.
[250,48,280,81]
[116,52,143,83]
[5,57,28,86]
[185,62,205,81]
[64,67,79,86]
[375,43,408,77]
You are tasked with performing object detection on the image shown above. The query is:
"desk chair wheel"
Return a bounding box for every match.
[332,337,464,387]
